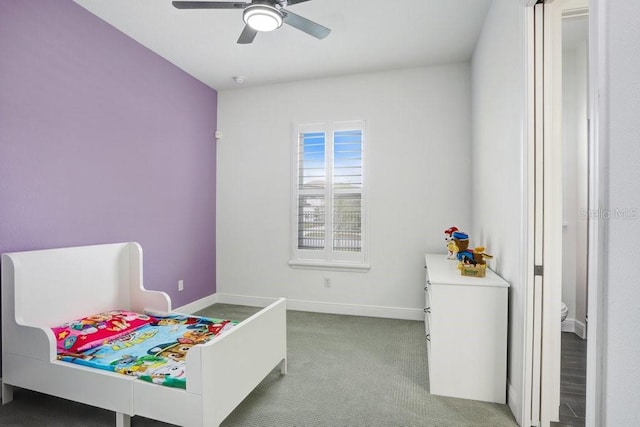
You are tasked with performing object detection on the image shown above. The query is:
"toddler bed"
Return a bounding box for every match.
[1,242,287,427]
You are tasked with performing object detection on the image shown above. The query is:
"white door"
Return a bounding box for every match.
[529,3,563,424]
[527,1,588,426]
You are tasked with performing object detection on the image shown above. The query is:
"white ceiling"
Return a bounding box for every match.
[74,0,492,90]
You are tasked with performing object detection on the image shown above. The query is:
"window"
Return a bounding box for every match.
[289,120,369,271]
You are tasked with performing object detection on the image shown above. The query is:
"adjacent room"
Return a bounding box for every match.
[1,1,638,427]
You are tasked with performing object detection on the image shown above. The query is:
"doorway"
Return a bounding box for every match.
[561,13,589,342]
[557,10,589,426]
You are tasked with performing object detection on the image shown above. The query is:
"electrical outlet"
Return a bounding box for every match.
[324,278,331,288]
[178,279,184,291]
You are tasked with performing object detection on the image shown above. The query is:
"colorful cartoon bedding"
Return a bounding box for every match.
[52,310,156,353]
[56,312,236,389]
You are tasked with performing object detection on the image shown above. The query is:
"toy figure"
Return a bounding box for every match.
[446,240,459,260]
[444,226,459,259]
[452,231,493,265]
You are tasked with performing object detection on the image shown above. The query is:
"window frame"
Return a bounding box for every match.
[289,120,370,272]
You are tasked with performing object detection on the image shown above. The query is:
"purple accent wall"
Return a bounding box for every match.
[0,1,218,308]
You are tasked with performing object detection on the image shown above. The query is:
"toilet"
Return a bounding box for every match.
[561,302,569,322]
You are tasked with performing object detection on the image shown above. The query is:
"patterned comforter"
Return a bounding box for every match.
[57,313,236,389]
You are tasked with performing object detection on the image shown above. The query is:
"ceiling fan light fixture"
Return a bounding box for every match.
[243,4,283,32]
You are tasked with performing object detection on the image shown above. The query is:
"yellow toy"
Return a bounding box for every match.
[447,240,459,260]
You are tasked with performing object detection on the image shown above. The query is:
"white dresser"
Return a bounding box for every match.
[424,253,509,403]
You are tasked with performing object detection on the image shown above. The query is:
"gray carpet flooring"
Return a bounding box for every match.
[0,304,518,427]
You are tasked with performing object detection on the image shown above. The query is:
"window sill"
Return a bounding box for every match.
[288,260,371,272]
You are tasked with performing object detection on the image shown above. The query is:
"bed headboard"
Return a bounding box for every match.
[1,242,170,329]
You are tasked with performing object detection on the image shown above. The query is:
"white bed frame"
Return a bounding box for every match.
[1,242,287,427]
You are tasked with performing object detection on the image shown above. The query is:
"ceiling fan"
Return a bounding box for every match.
[171,0,331,44]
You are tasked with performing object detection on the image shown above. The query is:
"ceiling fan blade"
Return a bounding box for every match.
[172,1,248,9]
[286,0,312,5]
[282,9,330,40]
[237,24,258,44]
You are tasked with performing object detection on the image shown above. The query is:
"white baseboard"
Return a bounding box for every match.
[174,294,218,314]
[575,319,586,338]
[507,379,522,427]
[176,293,425,321]
[214,293,424,321]
[561,317,587,339]
[289,298,424,321]
[561,318,574,332]
[214,293,278,308]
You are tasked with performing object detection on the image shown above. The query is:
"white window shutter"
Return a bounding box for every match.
[292,121,367,269]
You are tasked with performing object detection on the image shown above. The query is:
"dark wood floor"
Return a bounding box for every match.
[552,332,587,427]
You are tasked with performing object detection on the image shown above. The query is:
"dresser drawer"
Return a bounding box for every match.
[424,269,432,335]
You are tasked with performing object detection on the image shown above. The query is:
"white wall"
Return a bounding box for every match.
[603,1,640,424]
[562,39,589,336]
[216,65,472,318]
[574,40,589,333]
[562,46,578,323]
[470,0,528,422]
